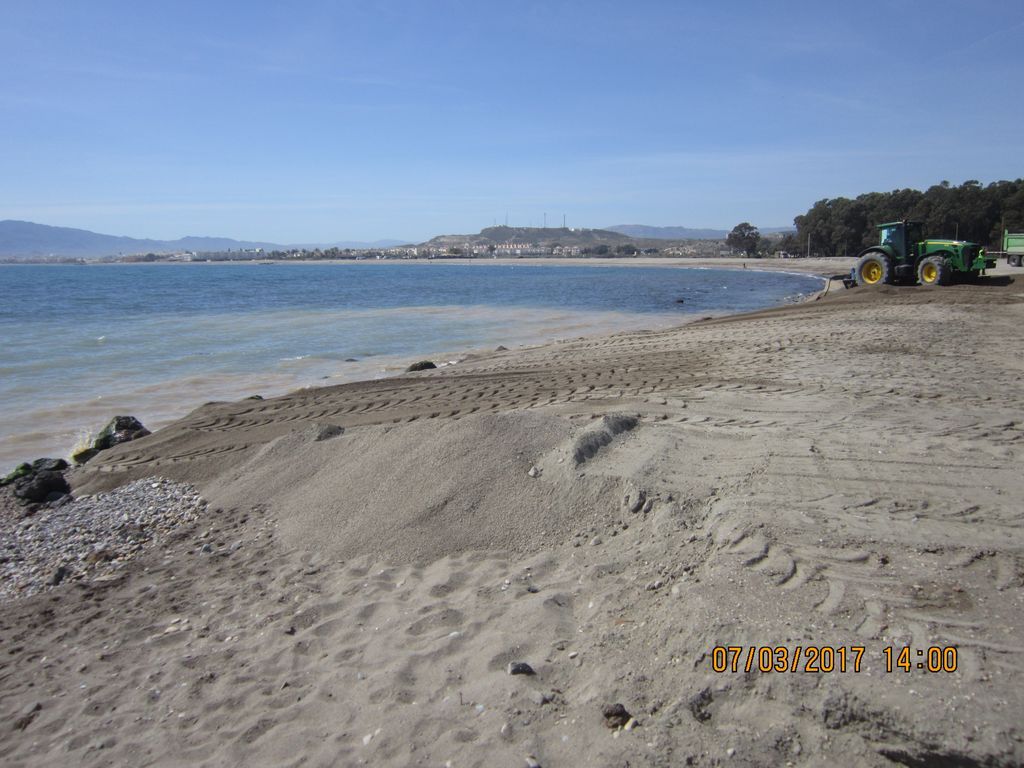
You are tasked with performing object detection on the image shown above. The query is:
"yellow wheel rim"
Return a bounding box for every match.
[861,261,882,284]
[922,263,937,283]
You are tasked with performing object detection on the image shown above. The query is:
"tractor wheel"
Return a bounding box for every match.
[917,255,951,287]
[854,252,892,287]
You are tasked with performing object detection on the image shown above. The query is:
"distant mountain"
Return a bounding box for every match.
[423,226,631,248]
[606,224,729,240]
[0,220,406,259]
[607,224,795,240]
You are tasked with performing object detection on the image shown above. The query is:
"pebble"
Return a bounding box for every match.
[0,478,206,601]
[508,662,536,676]
[602,702,633,729]
[525,756,542,768]
[628,491,647,514]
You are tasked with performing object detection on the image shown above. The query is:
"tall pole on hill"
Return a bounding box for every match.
[543,212,547,228]
[563,214,566,228]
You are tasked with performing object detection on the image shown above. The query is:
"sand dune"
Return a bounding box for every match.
[3,266,1024,767]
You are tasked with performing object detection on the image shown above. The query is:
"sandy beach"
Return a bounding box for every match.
[2,259,1023,767]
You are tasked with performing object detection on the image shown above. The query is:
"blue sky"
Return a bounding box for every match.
[2,0,1022,243]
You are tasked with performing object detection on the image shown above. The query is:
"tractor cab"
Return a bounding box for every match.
[876,221,923,263]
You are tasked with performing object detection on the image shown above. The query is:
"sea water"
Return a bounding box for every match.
[0,261,822,470]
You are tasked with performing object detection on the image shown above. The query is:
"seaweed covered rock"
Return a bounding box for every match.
[2,459,68,487]
[94,416,150,450]
[1,463,34,487]
[72,416,151,465]
[13,470,70,504]
[1,458,72,505]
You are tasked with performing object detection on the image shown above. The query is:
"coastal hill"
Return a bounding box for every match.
[607,224,730,240]
[0,219,775,261]
[421,225,633,249]
[0,220,405,260]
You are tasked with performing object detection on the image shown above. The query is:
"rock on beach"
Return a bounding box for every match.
[72,415,150,465]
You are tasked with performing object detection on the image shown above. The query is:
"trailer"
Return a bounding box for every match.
[994,230,1024,267]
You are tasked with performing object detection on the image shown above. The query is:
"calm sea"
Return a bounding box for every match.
[0,261,822,470]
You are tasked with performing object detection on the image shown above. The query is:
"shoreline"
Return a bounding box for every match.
[1,254,854,277]
[1,261,834,473]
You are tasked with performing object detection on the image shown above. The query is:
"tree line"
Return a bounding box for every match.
[775,179,1024,258]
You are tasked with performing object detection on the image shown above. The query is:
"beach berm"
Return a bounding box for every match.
[2,261,1023,767]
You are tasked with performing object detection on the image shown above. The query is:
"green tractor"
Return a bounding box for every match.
[851,220,995,287]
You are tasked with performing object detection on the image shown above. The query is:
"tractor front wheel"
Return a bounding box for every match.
[917,255,951,287]
[855,252,892,287]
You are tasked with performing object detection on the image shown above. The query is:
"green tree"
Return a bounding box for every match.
[775,233,802,256]
[726,223,761,256]
[792,180,1024,251]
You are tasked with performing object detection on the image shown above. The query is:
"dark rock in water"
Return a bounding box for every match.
[344,357,358,362]
[245,395,264,400]
[93,416,150,451]
[507,661,536,676]
[602,702,633,728]
[675,297,685,304]
[13,471,70,504]
[1,463,33,487]
[495,345,508,351]
[406,360,437,372]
